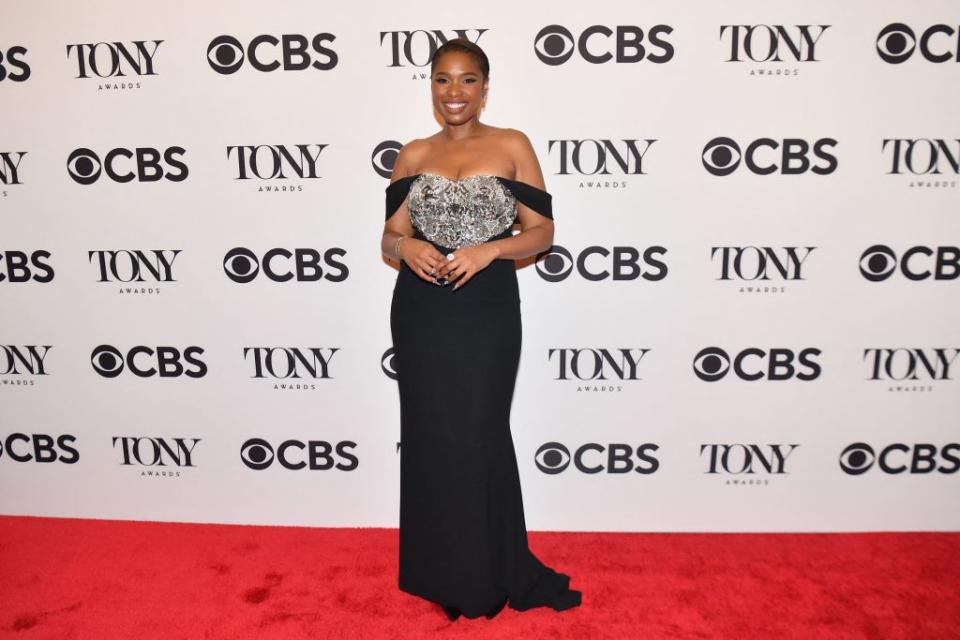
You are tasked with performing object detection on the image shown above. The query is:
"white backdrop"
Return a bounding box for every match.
[1,0,958,532]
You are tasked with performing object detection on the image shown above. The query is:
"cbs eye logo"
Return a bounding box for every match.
[839,443,875,475]
[534,26,576,65]
[207,36,246,74]
[223,248,260,283]
[241,438,275,470]
[876,23,959,64]
[67,148,101,185]
[702,137,741,176]
[371,140,402,179]
[876,24,916,64]
[381,347,398,380]
[535,442,571,473]
[859,245,897,281]
[91,345,124,378]
[535,245,574,281]
[692,347,730,381]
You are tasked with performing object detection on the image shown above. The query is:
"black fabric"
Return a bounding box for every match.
[495,177,553,219]
[385,175,420,221]
[387,173,580,620]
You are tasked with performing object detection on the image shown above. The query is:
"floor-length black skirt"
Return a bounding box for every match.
[390,250,580,619]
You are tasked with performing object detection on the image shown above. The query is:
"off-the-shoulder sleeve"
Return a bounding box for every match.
[497,177,553,219]
[385,175,419,221]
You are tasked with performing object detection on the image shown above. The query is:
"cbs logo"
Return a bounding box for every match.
[693,347,821,381]
[839,443,960,475]
[876,23,960,64]
[91,345,207,378]
[859,245,959,282]
[535,441,659,474]
[533,24,674,65]
[701,137,837,176]
[67,147,187,184]
[535,245,667,282]
[240,438,358,471]
[223,247,348,283]
[207,34,338,74]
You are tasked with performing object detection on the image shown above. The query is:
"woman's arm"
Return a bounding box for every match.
[381,144,418,262]
[382,141,445,282]
[484,129,555,260]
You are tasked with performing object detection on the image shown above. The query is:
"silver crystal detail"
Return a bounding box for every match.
[408,174,517,248]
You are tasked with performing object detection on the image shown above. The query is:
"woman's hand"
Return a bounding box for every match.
[436,244,499,290]
[399,237,446,284]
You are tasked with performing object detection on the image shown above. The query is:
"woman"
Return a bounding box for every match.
[381,38,582,621]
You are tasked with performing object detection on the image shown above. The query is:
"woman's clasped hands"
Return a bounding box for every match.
[399,237,497,290]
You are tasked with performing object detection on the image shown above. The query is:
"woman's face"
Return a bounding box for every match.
[431,50,487,124]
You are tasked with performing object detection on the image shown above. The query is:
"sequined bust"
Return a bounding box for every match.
[407,174,517,249]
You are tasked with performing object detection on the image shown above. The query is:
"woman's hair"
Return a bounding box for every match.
[430,38,490,80]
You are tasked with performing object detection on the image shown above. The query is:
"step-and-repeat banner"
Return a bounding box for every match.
[1,1,958,531]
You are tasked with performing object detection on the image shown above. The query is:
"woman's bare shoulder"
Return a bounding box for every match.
[500,127,533,146]
[391,138,431,181]
[496,128,538,166]
[499,128,544,188]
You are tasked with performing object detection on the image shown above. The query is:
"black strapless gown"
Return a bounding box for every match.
[385,173,582,620]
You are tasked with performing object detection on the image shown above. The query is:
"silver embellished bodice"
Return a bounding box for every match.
[408,174,517,249]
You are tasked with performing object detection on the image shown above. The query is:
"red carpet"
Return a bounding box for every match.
[0,516,957,639]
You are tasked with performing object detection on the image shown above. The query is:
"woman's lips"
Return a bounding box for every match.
[443,101,467,113]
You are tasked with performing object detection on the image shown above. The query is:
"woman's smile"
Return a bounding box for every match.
[442,101,467,113]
